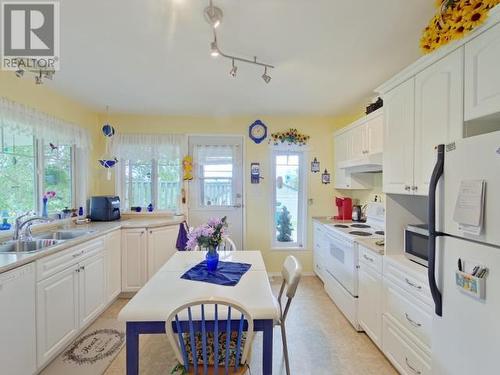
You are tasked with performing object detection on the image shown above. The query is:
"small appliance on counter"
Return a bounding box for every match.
[352,204,366,222]
[404,223,429,267]
[88,196,121,221]
[334,197,352,220]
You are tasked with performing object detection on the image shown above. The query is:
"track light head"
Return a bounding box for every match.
[35,75,43,85]
[262,67,272,84]
[43,71,54,80]
[229,59,237,77]
[15,69,24,78]
[210,41,219,57]
[204,4,223,29]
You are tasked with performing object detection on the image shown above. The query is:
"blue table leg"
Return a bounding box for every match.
[262,319,273,375]
[126,322,139,375]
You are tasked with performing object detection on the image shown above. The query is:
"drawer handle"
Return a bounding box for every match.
[363,254,374,262]
[405,357,422,374]
[405,313,422,327]
[72,251,84,258]
[405,278,422,290]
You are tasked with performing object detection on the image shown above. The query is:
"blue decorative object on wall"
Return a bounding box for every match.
[98,158,118,169]
[102,124,115,137]
[249,120,267,144]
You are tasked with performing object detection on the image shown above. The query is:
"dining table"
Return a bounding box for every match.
[118,250,280,375]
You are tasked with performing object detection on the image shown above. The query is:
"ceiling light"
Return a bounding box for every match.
[15,69,24,78]
[229,59,237,77]
[262,67,272,84]
[204,2,223,29]
[210,41,219,57]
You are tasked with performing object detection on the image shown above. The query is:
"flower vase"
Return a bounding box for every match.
[206,248,219,272]
[42,197,48,218]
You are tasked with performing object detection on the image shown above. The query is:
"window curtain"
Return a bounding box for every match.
[111,133,186,162]
[194,144,241,166]
[0,96,91,149]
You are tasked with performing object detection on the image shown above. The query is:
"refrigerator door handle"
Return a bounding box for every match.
[428,144,445,317]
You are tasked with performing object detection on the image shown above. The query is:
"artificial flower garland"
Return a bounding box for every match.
[420,0,500,54]
[269,128,310,146]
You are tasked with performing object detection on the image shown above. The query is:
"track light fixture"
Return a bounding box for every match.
[229,59,237,77]
[15,69,24,78]
[14,66,54,84]
[262,67,272,84]
[204,0,275,83]
[35,71,43,85]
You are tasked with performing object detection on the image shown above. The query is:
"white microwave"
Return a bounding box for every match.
[404,224,429,267]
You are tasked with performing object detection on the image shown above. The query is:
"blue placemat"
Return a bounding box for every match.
[181,260,252,286]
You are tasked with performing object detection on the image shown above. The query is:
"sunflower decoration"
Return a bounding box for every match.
[420,0,499,54]
[269,128,310,146]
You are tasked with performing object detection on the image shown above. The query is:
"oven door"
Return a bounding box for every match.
[324,231,358,297]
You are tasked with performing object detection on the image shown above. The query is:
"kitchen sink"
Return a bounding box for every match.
[0,239,65,253]
[35,229,95,240]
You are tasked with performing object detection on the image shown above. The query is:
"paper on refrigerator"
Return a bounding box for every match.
[453,180,485,235]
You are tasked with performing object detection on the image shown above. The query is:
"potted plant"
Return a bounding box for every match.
[186,216,228,271]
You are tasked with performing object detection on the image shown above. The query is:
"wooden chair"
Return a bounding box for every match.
[194,236,237,252]
[276,256,302,375]
[166,298,254,375]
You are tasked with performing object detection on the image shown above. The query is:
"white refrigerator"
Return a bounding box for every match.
[428,131,500,374]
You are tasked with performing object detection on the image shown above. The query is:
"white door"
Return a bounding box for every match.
[414,48,463,196]
[105,230,122,302]
[121,228,148,292]
[383,78,416,194]
[464,21,500,121]
[36,265,80,367]
[79,253,105,327]
[148,226,177,278]
[358,264,382,347]
[189,136,244,249]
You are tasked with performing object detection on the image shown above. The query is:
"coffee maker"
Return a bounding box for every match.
[334,197,352,220]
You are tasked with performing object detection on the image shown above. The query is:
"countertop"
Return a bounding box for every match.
[0,216,184,275]
[355,237,385,255]
[312,216,353,226]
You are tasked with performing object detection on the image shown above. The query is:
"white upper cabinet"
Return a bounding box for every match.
[365,112,384,155]
[350,124,366,160]
[414,48,464,195]
[465,22,500,121]
[383,78,415,195]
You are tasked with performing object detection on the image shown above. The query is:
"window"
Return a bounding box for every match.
[122,158,181,211]
[0,131,75,224]
[271,149,307,248]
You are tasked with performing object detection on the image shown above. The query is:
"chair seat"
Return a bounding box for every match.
[182,331,247,367]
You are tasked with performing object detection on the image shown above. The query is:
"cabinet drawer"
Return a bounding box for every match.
[36,238,105,281]
[384,259,432,307]
[384,278,432,349]
[358,245,382,274]
[383,315,431,375]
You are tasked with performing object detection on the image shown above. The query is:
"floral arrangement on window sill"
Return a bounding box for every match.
[269,128,310,146]
[420,0,500,54]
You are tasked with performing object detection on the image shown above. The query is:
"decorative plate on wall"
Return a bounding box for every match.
[249,120,267,144]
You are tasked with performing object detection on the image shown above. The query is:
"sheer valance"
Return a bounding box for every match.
[0,96,91,149]
[111,133,186,162]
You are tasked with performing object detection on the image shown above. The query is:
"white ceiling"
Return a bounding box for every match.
[49,0,435,116]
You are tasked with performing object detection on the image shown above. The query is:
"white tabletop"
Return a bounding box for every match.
[118,251,279,322]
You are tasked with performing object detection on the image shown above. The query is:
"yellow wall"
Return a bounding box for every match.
[99,113,356,273]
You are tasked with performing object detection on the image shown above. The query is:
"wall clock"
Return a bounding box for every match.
[249,120,267,144]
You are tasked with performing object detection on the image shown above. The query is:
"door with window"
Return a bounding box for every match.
[188,136,244,249]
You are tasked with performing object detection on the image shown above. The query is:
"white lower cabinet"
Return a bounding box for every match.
[105,230,122,301]
[313,222,328,282]
[358,247,383,348]
[121,228,148,292]
[79,253,106,327]
[148,226,178,278]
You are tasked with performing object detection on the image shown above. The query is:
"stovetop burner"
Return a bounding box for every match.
[334,224,350,228]
[350,224,371,228]
[349,231,373,236]
[375,231,385,235]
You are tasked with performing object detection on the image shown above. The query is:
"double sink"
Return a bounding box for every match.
[0,229,96,254]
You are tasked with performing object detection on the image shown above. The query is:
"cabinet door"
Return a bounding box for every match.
[37,265,79,367]
[334,132,350,189]
[383,78,415,194]
[349,124,365,160]
[358,264,382,348]
[105,230,122,302]
[365,112,384,155]
[121,228,147,292]
[148,226,178,279]
[79,253,105,327]
[414,48,464,195]
[465,22,500,121]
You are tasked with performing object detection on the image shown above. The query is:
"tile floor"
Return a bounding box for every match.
[104,276,397,375]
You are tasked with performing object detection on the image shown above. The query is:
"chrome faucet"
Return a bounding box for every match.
[13,212,52,241]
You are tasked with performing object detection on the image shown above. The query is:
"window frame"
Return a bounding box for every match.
[270,147,308,250]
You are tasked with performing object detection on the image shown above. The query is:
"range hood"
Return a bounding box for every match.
[339,152,383,173]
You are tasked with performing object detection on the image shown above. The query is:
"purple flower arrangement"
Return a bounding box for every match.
[186,216,228,252]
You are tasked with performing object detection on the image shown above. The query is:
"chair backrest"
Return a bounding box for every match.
[165,298,254,375]
[193,236,237,252]
[278,255,302,321]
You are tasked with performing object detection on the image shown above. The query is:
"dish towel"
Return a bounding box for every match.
[181,261,251,286]
[176,222,189,251]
